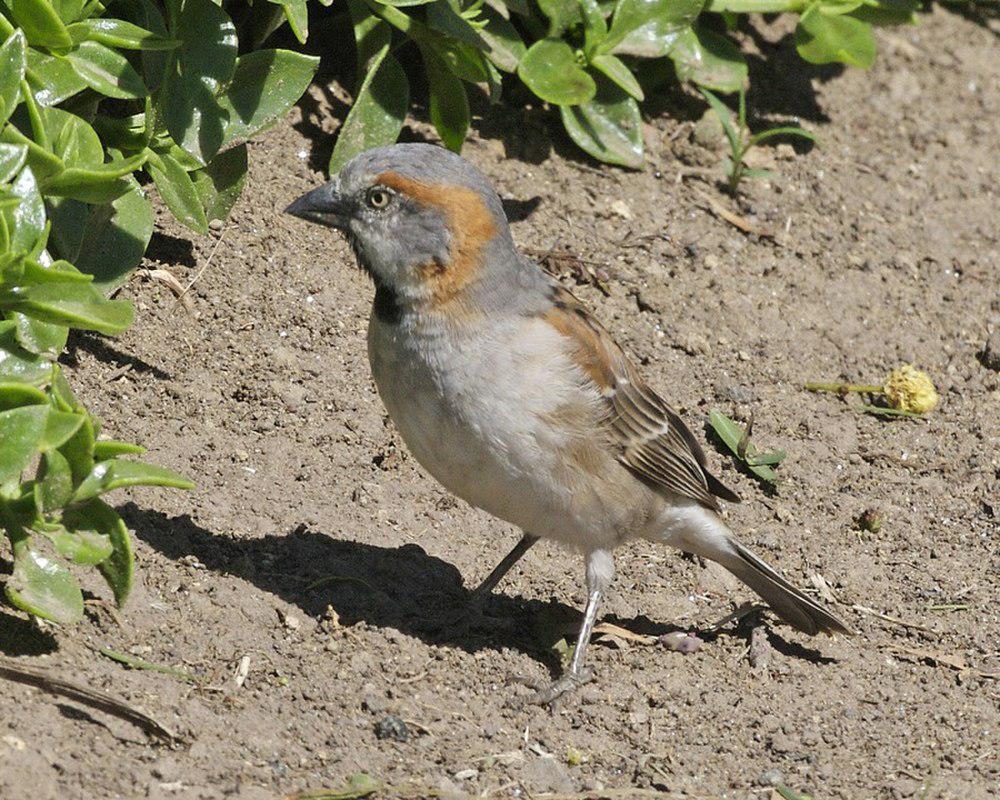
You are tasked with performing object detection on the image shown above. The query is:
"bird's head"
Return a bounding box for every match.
[286,144,515,312]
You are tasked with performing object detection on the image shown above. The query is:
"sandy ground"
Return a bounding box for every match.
[1,7,998,800]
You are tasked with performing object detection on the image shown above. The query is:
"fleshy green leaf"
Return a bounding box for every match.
[536,0,582,37]
[0,282,134,335]
[42,523,114,565]
[37,448,74,512]
[0,319,53,384]
[5,0,74,50]
[11,312,68,357]
[25,48,89,106]
[602,0,704,58]
[81,499,133,606]
[93,439,145,459]
[559,75,643,167]
[57,412,94,483]
[158,0,238,164]
[47,177,153,290]
[0,405,49,485]
[0,143,28,184]
[40,152,147,204]
[217,49,319,149]
[66,40,148,99]
[72,458,195,502]
[708,409,783,485]
[421,45,469,152]
[274,0,309,43]
[190,143,247,223]
[590,53,644,101]
[518,39,596,106]
[795,7,876,68]
[0,30,27,128]
[146,148,208,234]
[5,533,84,624]
[476,7,526,73]
[0,382,47,409]
[5,165,46,255]
[671,25,748,93]
[329,42,409,173]
[66,18,179,50]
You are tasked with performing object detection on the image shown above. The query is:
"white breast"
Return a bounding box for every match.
[367,311,638,551]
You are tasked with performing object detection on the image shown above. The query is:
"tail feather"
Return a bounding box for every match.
[721,538,853,636]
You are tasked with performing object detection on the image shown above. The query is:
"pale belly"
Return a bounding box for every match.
[367,313,647,551]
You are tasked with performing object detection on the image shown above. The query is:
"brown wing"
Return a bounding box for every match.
[542,285,739,511]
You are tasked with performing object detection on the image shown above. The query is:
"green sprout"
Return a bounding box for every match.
[700,87,817,193]
[708,410,787,487]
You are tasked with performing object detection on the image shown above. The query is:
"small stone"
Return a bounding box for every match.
[208,218,224,231]
[521,755,575,795]
[283,615,300,631]
[374,715,409,742]
[703,253,721,271]
[693,108,726,150]
[610,199,633,220]
[758,770,783,786]
[980,330,1000,372]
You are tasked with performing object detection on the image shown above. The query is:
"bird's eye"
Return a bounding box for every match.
[366,187,391,209]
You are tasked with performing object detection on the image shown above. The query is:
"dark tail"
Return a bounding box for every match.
[720,538,853,636]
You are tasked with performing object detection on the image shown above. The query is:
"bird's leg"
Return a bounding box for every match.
[530,549,613,706]
[419,533,538,636]
[468,533,539,603]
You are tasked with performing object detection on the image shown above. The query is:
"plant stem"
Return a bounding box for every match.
[804,381,883,394]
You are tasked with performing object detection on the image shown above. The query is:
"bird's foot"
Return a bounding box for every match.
[510,667,594,708]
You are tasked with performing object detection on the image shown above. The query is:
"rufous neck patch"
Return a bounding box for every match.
[376,171,498,307]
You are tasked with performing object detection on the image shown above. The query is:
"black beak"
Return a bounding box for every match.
[285,181,350,228]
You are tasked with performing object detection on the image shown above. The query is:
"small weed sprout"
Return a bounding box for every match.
[700,88,817,193]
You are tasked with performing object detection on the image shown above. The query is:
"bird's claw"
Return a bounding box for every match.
[508,668,594,708]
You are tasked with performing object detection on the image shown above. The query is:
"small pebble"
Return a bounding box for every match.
[374,715,409,742]
[659,631,703,653]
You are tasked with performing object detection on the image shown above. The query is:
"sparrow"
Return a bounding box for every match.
[286,143,851,703]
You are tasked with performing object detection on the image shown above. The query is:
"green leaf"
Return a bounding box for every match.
[146,148,208,234]
[747,125,816,147]
[6,165,46,254]
[699,87,741,156]
[0,30,27,128]
[536,0,582,37]
[476,7,526,73]
[708,409,781,485]
[66,18,179,50]
[47,105,104,167]
[41,523,114,565]
[851,0,919,26]
[83,498,133,606]
[795,7,876,68]
[93,439,145,459]
[37,448,74,512]
[11,311,68,357]
[47,177,153,291]
[217,49,319,149]
[190,143,247,223]
[5,533,84,624]
[602,0,704,58]
[421,45,469,152]
[0,382,47,409]
[329,44,409,173]
[158,0,238,165]
[4,0,74,49]
[39,408,84,450]
[0,404,49,485]
[580,0,608,54]
[671,25,748,93]
[40,152,147,204]
[0,319,53,384]
[0,143,28,184]
[24,48,88,106]
[72,457,195,502]
[559,75,643,168]
[0,282,134,335]
[66,40,148,99]
[57,411,94,483]
[518,39,596,106]
[590,53,644,101]
[275,0,309,43]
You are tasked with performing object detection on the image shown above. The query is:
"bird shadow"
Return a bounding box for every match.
[120,504,835,675]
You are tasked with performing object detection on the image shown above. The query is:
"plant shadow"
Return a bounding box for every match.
[0,609,59,657]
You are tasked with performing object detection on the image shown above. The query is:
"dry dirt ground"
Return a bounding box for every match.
[1,7,998,800]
